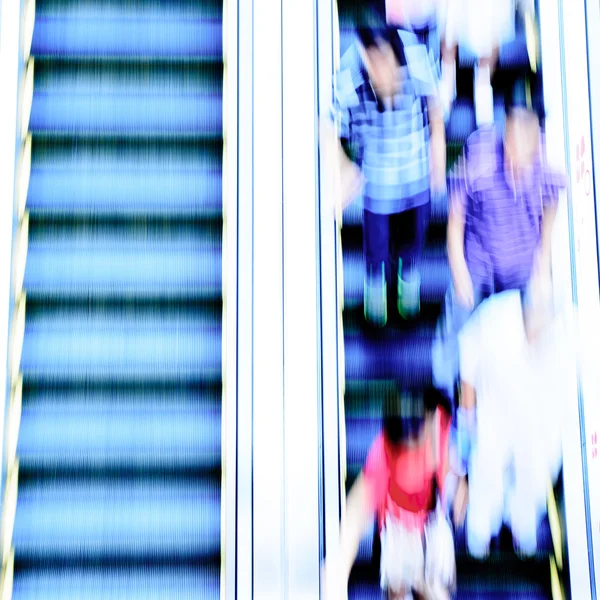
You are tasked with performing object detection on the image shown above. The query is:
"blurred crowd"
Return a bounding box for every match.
[320,1,579,598]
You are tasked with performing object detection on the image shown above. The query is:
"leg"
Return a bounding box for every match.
[474,55,496,127]
[440,37,457,119]
[363,209,391,327]
[395,200,431,320]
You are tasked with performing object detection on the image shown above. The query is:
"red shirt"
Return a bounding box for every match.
[363,407,451,531]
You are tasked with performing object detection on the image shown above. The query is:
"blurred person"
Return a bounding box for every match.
[437,0,535,125]
[383,0,442,63]
[452,278,578,558]
[322,385,462,600]
[431,78,568,406]
[321,8,446,327]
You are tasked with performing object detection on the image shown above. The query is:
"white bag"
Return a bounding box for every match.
[424,413,457,592]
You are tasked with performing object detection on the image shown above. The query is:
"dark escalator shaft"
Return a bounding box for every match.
[12,2,223,598]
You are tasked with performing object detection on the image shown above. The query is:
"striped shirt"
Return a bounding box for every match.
[449,126,568,293]
[330,31,440,215]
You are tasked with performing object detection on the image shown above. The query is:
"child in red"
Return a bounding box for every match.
[322,386,461,600]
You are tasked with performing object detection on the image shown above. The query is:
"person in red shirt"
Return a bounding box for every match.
[322,386,466,600]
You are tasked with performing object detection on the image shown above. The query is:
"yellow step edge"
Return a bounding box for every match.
[550,554,564,600]
[12,212,30,300]
[8,295,26,387]
[22,0,36,63]
[16,135,32,222]
[547,476,563,571]
[219,112,228,600]
[4,376,23,473]
[20,58,35,142]
[525,13,538,74]
[1,461,19,567]
[0,548,14,600]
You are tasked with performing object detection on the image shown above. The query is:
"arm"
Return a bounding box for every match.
[447,195,467,277]
[339,475,376,581]
[446,148,475,307]
[534,166,568,278]
[319,116,363,212]
[428,97,447,193]
[535,202,558,276]
[322,474,376,598]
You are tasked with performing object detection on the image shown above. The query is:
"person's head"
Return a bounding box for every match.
[504,77,544,170]
[356,18,405,100]
[382,383,445,448]
[521,277,555,344]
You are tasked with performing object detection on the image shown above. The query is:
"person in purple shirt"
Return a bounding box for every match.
[432,77,568,408]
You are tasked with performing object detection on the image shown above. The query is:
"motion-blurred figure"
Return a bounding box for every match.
[322,7,446,327]
[384,0,442,63]
[438,0,535,125]
[453,279,579,558]
[322,386,460,600]
[432,78,568,407]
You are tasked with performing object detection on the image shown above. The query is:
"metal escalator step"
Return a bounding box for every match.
[13,478,220,561]
[25,222,222,300]
[18,388,221,472]
[28,139,222,218]
[21,302,221,382]
[344,330,433,385]
[342,249,451,310]
[13,566,219,600]
[33,1,222,61]
[30,62,222,138]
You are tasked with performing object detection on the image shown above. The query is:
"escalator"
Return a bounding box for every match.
[336,3,567,598]
[6,1,224,597]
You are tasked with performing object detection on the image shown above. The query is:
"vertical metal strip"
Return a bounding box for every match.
[251,0,285,596]
[557,0,597,595]
[317,0,344,572]
[584,0,600,285]
[281,0,321,596]
[236,0,254,596]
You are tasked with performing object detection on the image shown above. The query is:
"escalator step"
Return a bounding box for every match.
[30,62,222,138]
[345,329,433,385]
[28,140,222,218]
[13,566,219,600]
[33,3,222,61]
[18,390,221,472]
[342,250,451,310]
[13,479,220,561]
[21,303,221,382]
[26,224,222,300]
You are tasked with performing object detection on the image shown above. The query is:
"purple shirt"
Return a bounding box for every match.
[449,126,568,294]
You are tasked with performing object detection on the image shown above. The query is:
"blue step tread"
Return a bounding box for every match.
[28,141,222,217]
[33,6,222,61]
[13,479,220,559]
[344,330,434,385]
[18,391,221,471]
[13,566,219,600]
[21,306,221,381]
[342,249,451,309]
[25,232,222,299]
[30,63,222,137]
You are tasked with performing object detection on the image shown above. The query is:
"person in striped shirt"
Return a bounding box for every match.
[432,77,568,407]
[322,10,446,326]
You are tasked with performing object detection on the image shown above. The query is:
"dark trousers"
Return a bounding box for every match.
[363,202,431,289]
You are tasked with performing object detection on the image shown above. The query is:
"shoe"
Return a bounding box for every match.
[398,270,421,320]
[364,267,387,327]
[474,66,494,127]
